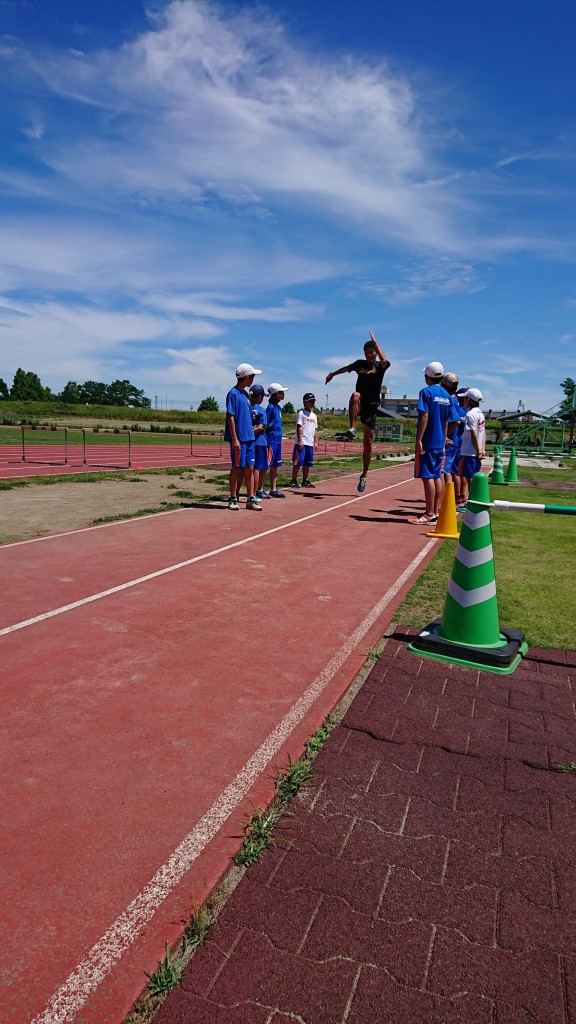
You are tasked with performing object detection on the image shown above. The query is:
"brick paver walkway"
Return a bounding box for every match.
[155,627,576,1023]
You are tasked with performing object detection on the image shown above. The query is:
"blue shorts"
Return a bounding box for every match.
[292,444,314,467]
[229,440,255,468]
[443,444,460,475]
[268,441,283,467]
[254,446,269,471]
[414,448,444,479]
[459,455,482,479]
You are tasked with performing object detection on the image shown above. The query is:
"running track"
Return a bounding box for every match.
[2,464,437,1024]
[0,438,401,479]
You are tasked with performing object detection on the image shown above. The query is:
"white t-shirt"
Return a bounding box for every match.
[296,409,317,446]
[460,407,485,456]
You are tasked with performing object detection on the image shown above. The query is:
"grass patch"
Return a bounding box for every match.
[234,715,336,868]
[144,943,188,998]
[555,761,576,774]
[90,504,182,525]
[396,473,576,648]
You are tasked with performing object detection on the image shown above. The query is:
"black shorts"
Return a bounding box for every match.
[359,401,379,431]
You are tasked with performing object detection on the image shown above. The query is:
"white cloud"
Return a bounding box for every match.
[364,256,486,305]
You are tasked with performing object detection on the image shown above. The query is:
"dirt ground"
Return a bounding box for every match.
[0,468,230,544]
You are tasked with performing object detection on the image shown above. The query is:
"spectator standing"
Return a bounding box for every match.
[409,361,451,525]
[289,393,319,488]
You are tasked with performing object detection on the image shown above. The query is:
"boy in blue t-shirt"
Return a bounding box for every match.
[223,363,263,511]
[264,382,289,498]
[249,384,270,499]
[409,361,451,525]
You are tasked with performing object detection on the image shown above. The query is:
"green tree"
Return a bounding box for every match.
[0,377,9,399]
[60,381,83,404]
[106,379,151,407]
[560,377,576,415]
[10,368,47,400]
[79,380,109,405]
[198,396,219,412]
[283,401,295,415]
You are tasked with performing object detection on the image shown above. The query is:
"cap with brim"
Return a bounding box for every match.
[423,361,444,378]
[464,387,483,402]
[249,384,265,398]
[236,362,262,378]
[441,372,459,387]
[303,393,316,402]
[267,383,288,395]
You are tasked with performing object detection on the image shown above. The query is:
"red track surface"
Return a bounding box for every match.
[1,464,435,1024]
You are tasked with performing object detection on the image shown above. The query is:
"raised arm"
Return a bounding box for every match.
[368,330,390,368]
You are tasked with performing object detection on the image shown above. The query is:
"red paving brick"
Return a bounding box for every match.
[156,628,576,1023]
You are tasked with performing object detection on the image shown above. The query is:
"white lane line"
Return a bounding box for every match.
[1,477,412,637]
[30,538,436,1024]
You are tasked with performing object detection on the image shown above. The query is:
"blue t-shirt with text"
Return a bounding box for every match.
[417,384,451,449]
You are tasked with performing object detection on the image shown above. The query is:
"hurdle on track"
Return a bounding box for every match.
[82,428,132,469]
[20,425,69,466]
[190,431,223,457]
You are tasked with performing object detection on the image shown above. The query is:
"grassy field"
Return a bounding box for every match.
[396,468,576,648]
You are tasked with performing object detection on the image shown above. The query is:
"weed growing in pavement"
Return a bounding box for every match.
[234,805,281,867]
[182,904,212,949]
[234,715,337,867]
[366,646,381,661]
[305,715,336,758]
[274,755,312,802]
[144,943,188,997]
[555,761,576,773]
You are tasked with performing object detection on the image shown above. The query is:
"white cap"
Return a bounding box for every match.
[235,362,262,378]
[423,361,444,378]
[464,387,483,402]
[267,383,289,395]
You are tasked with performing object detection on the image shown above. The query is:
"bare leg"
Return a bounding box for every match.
[362,424,374,476]
[270,465,278,491]
[229,465,242,498]
[348,392,360,430]
[422,477,436,516]
[434,475,445,515]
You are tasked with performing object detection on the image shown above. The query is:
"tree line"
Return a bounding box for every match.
[0,369,151,408]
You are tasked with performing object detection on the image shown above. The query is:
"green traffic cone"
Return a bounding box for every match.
[439,472,501,646]
[490,446,508,486]
[408,473,527,673]
[504,447,519,483]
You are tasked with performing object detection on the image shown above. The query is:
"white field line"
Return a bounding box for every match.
[30,537,436,1024]
[1,477,412,637]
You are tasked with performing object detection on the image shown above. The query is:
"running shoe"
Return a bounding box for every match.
[256,489,271,499]
[408,513,437,525]
[357,474,367,492]
[246,496,262,511]
[301,480,315,488]
[269,489,286,498]
[344,428,356,440]
[228,496,240,511]
[288,480,300,487]
[456,503,467,513]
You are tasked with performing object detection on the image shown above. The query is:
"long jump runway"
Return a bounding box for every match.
[1,465,438,1024]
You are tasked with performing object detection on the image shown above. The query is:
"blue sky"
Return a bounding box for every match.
[1,0,574,413]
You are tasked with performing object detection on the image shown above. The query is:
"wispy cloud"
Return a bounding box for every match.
[364,256,486,305]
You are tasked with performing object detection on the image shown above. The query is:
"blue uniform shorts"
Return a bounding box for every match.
[443,443,460,475]
[414,448,444,479]
[254,446,269,470]
[229,440,255,468]
[459,455,482,479]
[292,444,314,467]
[268,441,283,467]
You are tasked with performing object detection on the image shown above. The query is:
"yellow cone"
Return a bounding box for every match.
[427,480,459,538]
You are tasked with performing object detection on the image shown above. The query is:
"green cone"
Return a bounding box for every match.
[490,446,508,486]
[504,447,519,483]
[439,472,503,647]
